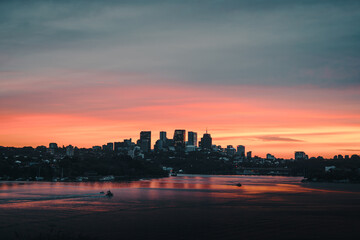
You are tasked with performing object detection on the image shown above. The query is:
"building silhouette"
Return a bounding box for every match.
[173,130,186,149]
[246,151,252,159]
[200,131,212,150]
[237,145,245,157]
[107,142,114,151]
[66,145,74,157]
[160,131,167,142]
[188,131,198,147]
[49,143,58,149]
[295,151,306,160]
[140,131,151,152]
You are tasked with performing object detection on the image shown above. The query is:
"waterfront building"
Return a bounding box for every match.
[114,142,121,152]
[49,143,58,149]
[188,131,198,147]
[66,145,74,157]
[247,151,252,159]
[295,151,306,160]
[154,139,164,151]
[160,131,167,142]
[140,131,151,152]
[92,146,101,151]
[48,142,58,154]
[107,142,114,151]
[174,130,186,149]
[200,131,212,150]
[226,145,236,156]
[237,145,245,157]
[185,145,196,152]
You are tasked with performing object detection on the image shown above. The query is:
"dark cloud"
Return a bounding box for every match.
[1,0,360,87]
[214,135,304,143]
[338,149,360,152]
[255,136,304,142]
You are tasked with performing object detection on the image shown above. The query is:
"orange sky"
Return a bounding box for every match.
[1,1,360,159]
[1,72,359,159]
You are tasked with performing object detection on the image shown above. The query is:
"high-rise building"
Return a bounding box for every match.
[114,142,121,152]
[66,145,74,157]
[48,143,58,154]
[92,146,102,151]
[295,151,306,160]
[173,130,186,149]
[237,145,245,157]
[154,139,164,152]
[160,131,167,142]
[188,131,198,147]
[200,131,212,150]
[107,142,114,151]
[246,151,252,159]
[226,145,236,156]
[140,131,151,152]
[49,143,58,149]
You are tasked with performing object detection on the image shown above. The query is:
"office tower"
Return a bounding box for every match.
[107,142,114,151]
[226,145,236,156]
[295,151,306,160]
[237,145,245,157]
[92,146,102,151]
[66,145,74,157]
[49,143,58,149]
[200,131,212,150]
[188,131,198,147]
[173,129,186,149]
[154,139,164,151]
[114,142,121,152]
[160,131,167,142]
[140,131,151,152]
[246,151,252,159]
[48,142,58,154]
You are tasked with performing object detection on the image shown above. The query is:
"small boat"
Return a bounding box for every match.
[236,183,242,187]
[105,190,113,197]
[99,191,105,194]
[170,172,177,176]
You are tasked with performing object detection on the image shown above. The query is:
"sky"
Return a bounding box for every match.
[1,0,360,158]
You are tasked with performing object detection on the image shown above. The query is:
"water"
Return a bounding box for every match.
[0,175,359,240]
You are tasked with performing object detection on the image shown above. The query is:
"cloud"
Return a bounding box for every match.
[338,149,360,152]
[214,135,304,143]
[1,0,360,87]
[255,136,304,142]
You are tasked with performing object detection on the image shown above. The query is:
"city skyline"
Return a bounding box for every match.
[1,1,360,159]
[1,128,357,160]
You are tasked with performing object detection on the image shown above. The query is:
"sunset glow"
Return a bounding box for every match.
[1,0,360,158]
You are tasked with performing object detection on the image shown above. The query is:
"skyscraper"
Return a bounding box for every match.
[295,151,306,160]
[160,131,167,142]
[246,151,252,159]
[173,129,186,149]
[107,142,114,151]
[200,131,212,150]
[66,145,74,157]
[140,131,151,152]
[49,143,58,149]
[237,145,245,157]
[188,131,198,147]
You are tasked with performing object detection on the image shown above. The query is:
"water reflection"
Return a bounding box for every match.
[0,175,358,211]
[1,175,359,240]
